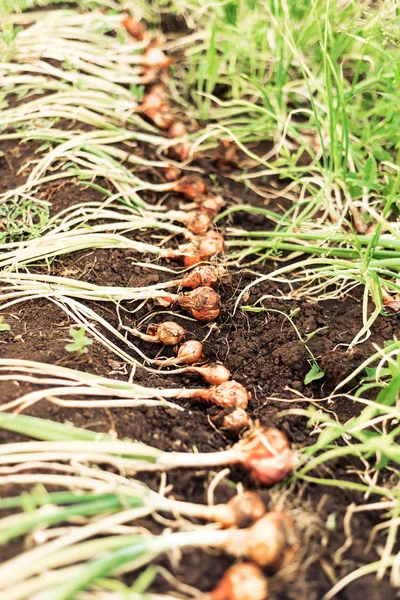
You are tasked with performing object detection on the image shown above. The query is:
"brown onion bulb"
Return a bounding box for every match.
[169,122,188,138]
[241,512,297,570]
[121,16,147,40]
[139,46,173,69]
[163,165,181,181]
[182,231,225,267]
[219,492,266,529]
[187,363,231,386]
[209,563,269,600]
[185,211,213,235]
[207,381,250,410]
[180,265,222,289]
[146,321,185,346]
[175,340,204,365]
[170,175,208,199]
[177,287,221,321]
[237,428,297,486]
[141,84,174,129]
[212,407,250,437]
[198,195,226,216]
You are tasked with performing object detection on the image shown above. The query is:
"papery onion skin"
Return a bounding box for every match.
[209,563,269,600]
[140,46,173,69]
[177,287,221,322]
[163,165,181,181]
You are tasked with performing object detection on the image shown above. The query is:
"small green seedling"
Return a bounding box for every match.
[0,317,10,332]
[65,327,93,355]
[304,362,325,385]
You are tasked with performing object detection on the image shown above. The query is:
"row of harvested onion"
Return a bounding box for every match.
[121,15,295,600]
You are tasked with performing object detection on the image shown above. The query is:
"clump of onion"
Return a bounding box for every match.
[152,340,204,366]
[185,363,231,386]
[141,83,174,129]
[179,265,223,289]
[177,286,221,321]
[212,407,250,437]
[209,563,269,600]
[130,321,185,346]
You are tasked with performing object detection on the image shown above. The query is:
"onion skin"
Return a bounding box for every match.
[180,265,222,289]
[237,428,297,486]
[209,563,269,600]
[177,287,221,322]
[168,122,192,161]
[224,492,266,528]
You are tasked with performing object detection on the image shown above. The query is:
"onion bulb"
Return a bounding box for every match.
[199,195,226,217]
[168,121,192,162]
[212,407,250,437]
[138,45,173,69]
[121,16,147,40]
[209,563,269,600]
[152,340,204,366]
[163,165,181,181]
[237,427,297,486]
[180,265,223,289]
[177,380,250,410]
[185,363,231,386]
[177,286,221,321]
[141,83,174,130]
[127,321,185,346]
[185,210,213,235]
[169,175,208,200]
[210,492,265,529]
[178,231,225,267]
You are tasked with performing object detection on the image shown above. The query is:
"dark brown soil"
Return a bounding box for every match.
[1,17,398,600]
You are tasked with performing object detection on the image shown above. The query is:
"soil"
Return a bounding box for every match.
[1,12,399,600]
